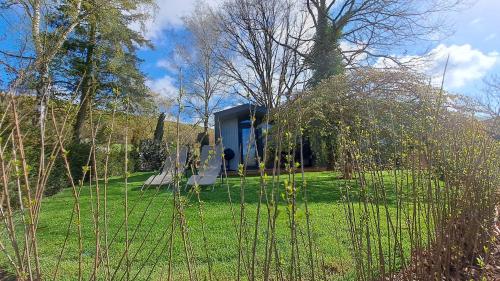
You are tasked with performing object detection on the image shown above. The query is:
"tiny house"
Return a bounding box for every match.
[214,104,267,170]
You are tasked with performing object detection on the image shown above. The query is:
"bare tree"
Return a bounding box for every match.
[181,3,227,138]
[478,75,500,139]
[482,75,500,118]
[1,0,85,105]
[216,0,308,108]
[1,0,86,191]
[301,0,463,85]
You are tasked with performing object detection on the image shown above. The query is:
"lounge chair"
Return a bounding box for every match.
[187,143,223,186]
[144,146,188,186]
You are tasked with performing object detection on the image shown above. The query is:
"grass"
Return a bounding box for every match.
[1,171,413,280]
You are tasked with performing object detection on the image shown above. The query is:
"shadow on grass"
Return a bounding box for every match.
[107,172,153,186]
[193,172,402,206]
[0,268,16,281]
[104,171,401,207]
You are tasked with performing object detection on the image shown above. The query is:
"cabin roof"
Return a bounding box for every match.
[214,104,267,120]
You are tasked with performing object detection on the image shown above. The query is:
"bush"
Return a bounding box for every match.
[44,156,68,196]
[67,142,92,184]
[137,139,169,171]
[95,143,139,177]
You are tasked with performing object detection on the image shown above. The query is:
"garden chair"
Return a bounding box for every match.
[144,146,188,186]
[187,142,223,187]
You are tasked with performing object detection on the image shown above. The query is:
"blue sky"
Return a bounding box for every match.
[138,0,500,103]
[1,0,499,107]
[426,0,500,95]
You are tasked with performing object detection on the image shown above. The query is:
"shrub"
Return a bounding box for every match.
[44,156,68,196]
[95,143,139,177]
[137,139,169,171]
[67,141,92,184]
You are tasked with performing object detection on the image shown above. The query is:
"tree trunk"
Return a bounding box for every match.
[308,0,343,87]
[203,100,209,137]
[203,118,209,137]
[197,114,209,145]
[73,21,97,143]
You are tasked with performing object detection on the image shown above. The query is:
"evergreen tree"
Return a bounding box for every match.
[51,0,154,142]
[153,112,166,143]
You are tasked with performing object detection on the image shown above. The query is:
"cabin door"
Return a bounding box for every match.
[239,119,258,167]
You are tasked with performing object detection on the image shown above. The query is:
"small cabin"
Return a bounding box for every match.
[214,104,267,170]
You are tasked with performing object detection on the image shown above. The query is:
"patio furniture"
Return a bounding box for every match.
[187,143,223,186]
[144,146,188,186]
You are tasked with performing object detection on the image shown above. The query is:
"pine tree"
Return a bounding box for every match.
[51,0,154,142]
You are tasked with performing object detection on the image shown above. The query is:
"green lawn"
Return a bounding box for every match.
[2,171,413,280]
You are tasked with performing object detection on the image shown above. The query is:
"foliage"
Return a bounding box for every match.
[307,17,344,87]
[300,68,499,279]
[49,0,155,142]
[153,113,166,142]
[67,141,92,183]
[296,69,443,170]
[137,140,169,171]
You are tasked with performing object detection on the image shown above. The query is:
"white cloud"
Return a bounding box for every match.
[427,44,498,89]
[146,75,178,98]
[156,58,180,74]
[142,0,221,40]
[156,59,170,69]
[485,33,497,41]
[375,44,499,90]
[156,49,190,72]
